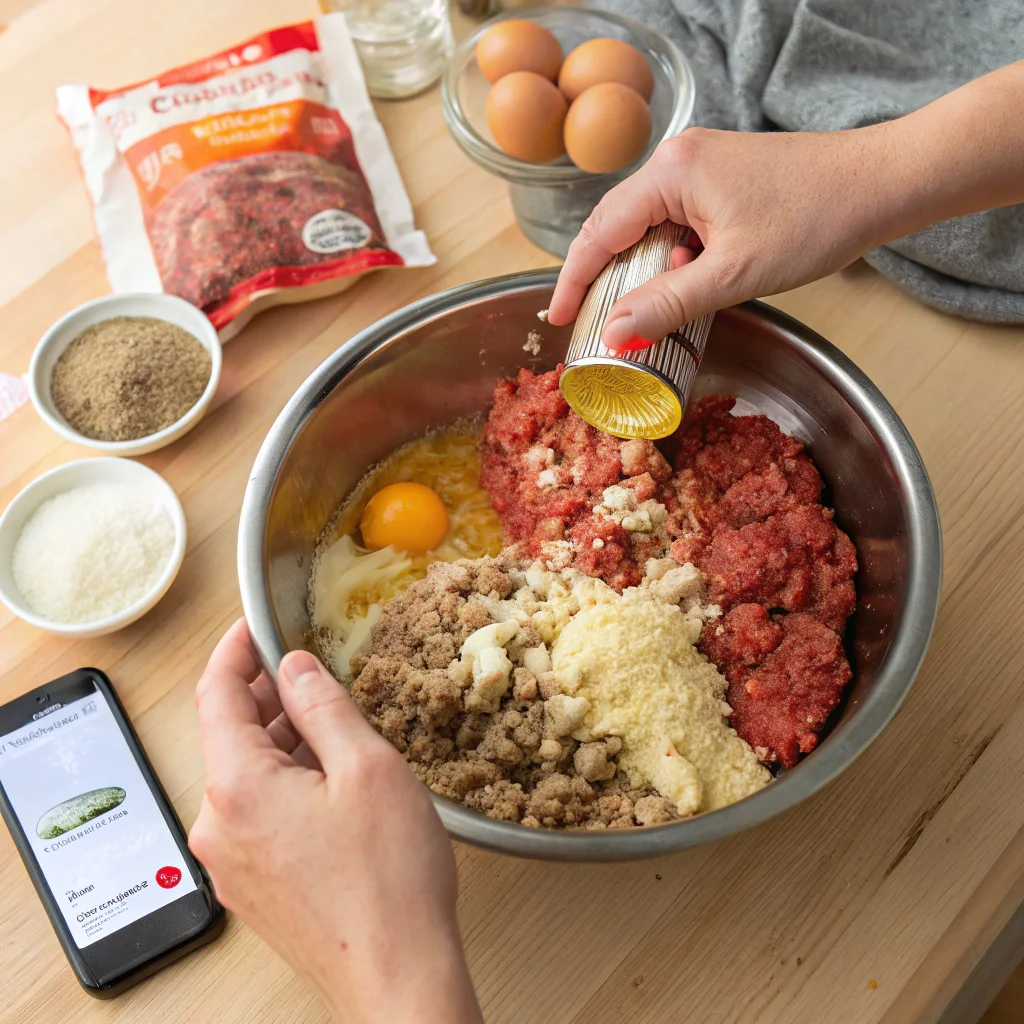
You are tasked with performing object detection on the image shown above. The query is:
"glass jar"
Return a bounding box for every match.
[325,0,455,99]
[441,7,695,256]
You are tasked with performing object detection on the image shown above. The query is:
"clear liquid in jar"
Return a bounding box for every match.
[323,0,454,99]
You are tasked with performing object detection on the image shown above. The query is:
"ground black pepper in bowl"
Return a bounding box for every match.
[50,316,212,442]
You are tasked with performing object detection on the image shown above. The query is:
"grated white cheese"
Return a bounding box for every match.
[11,484,175,624]
[551,585,771,813]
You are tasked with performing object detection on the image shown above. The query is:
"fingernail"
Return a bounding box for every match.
[280,651,321,687]
[602,313,637,351]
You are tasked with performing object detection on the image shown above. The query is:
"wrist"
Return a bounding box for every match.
[851,105,982,249]
[324,930,481,1024]
[831,119,924,254]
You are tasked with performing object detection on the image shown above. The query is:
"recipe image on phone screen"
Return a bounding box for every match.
[0,683,196,948]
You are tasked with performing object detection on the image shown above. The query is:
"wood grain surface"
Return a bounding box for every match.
[1,2,1023,1022]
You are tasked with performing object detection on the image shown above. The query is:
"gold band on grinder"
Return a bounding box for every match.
[560,362,682,439]
[560,221,714,439]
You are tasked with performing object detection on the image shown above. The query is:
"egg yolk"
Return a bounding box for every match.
[360,482,449,553]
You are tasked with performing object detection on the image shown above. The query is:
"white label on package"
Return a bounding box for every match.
[302,209,371,253]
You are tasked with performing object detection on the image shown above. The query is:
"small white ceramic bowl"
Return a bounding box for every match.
[0,457,187,638]
[29,293,222,457]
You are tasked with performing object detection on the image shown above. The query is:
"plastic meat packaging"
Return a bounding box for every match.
[57,17,435,337]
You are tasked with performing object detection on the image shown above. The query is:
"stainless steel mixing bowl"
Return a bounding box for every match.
[238,270,942,861]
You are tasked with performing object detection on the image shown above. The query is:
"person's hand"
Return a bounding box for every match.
[189,619,482,1024]
[547,124,902,350]
[551,56,1024,349]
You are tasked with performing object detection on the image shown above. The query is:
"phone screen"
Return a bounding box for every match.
[0,678,197,950]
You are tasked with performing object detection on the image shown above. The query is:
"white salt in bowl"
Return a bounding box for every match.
[29,293,222,457]
[0,457,187,638]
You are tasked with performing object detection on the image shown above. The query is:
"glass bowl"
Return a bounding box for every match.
[441,7,695,257]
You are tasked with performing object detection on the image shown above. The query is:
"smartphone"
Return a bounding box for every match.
[0,668,223,997]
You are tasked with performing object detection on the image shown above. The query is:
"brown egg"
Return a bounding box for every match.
[564,82,652,174]
[486,71,568,163]
[558,38,655,103]
[476,20,563,83]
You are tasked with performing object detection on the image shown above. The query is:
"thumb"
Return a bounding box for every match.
[601,251,732,351]
[277,650,369,775]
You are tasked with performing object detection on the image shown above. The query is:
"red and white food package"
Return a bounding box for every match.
[57,17,435,338]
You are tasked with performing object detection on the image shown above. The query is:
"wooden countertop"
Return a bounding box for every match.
[2,2,1023,1022]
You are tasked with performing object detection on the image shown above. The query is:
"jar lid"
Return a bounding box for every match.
[560,222,713,439]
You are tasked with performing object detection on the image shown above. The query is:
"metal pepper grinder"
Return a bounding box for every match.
[559,221,714,440]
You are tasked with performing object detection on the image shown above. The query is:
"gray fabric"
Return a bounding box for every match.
[593,0,1024,323]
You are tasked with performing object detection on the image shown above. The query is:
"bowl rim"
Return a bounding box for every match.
[28,292,223,457]
[441,6,696,185]
[0,456,187,638]
[238,268,943,861]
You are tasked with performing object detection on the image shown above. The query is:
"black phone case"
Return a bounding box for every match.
[0,668,224,998]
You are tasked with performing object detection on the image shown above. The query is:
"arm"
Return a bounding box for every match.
[547,59,1024,349]
[886,58,1024,234]
[189,620,483,1024]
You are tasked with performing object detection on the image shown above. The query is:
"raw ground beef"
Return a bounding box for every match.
[480,372,858,769]
[349,559,677,829]
[480,367,674,590]
[148,151,388,311]
[698,505,858,632]
[701,606,852,767]
[670,397,858,768]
